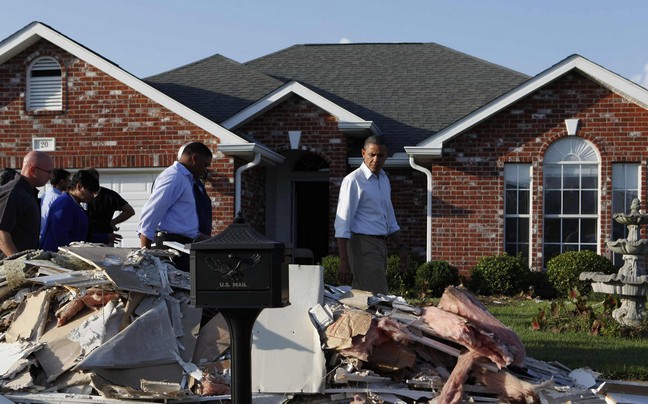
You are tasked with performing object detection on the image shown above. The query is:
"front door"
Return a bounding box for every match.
[294,181,329,262]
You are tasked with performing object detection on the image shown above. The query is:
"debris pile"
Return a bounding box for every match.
[0,245,230,402]
[0,246,630,403]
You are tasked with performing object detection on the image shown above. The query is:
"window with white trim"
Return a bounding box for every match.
[543,137,599,265]
[611,163,640,267]
[504,164,531,265]
[27,57,62,111]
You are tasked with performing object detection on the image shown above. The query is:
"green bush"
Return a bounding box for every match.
[546,250,615,296]
[414,260,460,298]
[526,270,557,299]
[386,254,417,297]
[321,255,341,286]
[321,253,421,295]
[469,253,528,296]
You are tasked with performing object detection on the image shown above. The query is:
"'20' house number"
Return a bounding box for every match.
[33,138,56,152]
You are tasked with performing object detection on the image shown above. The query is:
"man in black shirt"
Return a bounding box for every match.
[0,151,54,258]
[86,168,135,246]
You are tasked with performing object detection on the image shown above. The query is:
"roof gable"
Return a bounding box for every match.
[0,21,248,146]
[245,43,530,153]
[221,80,380,136]
[407,55,648,159]
[144,54,285,123]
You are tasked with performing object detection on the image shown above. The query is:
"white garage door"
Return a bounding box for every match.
[100,170,162,248]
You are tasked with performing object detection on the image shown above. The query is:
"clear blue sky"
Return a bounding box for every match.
[3,0,648,86]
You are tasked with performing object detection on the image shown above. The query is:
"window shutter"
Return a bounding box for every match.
[28,58,62,110]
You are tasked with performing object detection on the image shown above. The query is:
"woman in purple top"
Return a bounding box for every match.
[40,170,99,252]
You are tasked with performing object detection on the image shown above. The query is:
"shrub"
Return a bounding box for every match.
[321,255,341,286]
[546,250,615,296]
[469,253,528,296]
[414,260,460,298]
[321,253,421,295]
[527,270,557,299]
[386,254,417,297]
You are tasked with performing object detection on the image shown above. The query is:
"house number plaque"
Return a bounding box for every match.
[32,137,56,152]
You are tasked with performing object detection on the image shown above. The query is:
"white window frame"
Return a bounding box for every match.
[543,137,600,266]
[27,56,63,111]
[611,163,640,267]
[504,163,532,266]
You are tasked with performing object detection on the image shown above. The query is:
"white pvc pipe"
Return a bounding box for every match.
[409,156,432,262]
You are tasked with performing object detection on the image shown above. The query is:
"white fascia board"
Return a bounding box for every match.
[348,153,411,169]
[338,121,382,136]
[0,23,247,146]
[222,81,370,130]
[405,146,442,158]
[219,143,284,166]
[417,55,648,152]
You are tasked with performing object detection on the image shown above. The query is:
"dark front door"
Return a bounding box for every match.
[294,181,329,263]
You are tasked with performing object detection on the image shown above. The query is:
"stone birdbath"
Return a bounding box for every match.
[580,198,648,326]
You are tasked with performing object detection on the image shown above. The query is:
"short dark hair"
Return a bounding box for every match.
[70,170,99,193]
[51,168,71,187]
[181,142,212,159]
[364,134,386,148]
[84,168,100,181]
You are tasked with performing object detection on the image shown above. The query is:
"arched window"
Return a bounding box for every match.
[293,153,329,172]
[27,57,62,111]
[543,137,599,264]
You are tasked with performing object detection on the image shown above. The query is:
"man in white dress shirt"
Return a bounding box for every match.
[334,135,409,294]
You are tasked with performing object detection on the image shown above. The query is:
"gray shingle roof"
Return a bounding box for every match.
[144,54,284,123]
[245,43,530,152]
[145,43,530,154]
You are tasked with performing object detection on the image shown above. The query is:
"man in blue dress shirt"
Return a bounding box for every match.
[40,168,71,239]
[137,142,212,270]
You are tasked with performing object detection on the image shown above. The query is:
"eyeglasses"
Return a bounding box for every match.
[35,167,53,175]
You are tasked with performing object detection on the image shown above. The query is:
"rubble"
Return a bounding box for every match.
[0,246,644,403]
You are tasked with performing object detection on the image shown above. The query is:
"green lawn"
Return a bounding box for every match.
[483,297,648,381]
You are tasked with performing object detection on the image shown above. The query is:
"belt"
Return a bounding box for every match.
[352,232,387,239]
[156,231,194,244]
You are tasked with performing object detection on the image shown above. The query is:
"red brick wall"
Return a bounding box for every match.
[240,163,267,232]
[433,71,648,274]
[0,39,236,234]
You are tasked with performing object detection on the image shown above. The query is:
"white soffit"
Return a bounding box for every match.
[411,54,648,156]
[221,81,377,134]
[0,22,247,146]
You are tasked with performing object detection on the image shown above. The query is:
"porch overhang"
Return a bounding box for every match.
[338,121,382,138]
[404,146,443,166]
[348,152,411,168]
[219,143,284,166]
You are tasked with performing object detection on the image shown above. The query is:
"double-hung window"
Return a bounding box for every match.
[543,137,599,265]
[504,164,531,265]
[611,163,640,267]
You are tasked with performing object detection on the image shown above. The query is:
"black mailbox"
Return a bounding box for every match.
[189,216,289,309]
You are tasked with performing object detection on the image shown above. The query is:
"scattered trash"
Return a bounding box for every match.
[0,246,644,403]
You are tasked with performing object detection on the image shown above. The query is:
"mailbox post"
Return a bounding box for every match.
[189,214,289,403]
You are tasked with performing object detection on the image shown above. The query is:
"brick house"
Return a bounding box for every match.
[406,55,648,272]
[5,22,643,275]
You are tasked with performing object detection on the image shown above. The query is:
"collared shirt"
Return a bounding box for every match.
[138,161,199,241]
[334,163,400,239]
[40,187,63,238]
[0,175,40,257]
[40,192,89,252]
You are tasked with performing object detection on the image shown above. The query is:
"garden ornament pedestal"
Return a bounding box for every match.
[580,198,648,326]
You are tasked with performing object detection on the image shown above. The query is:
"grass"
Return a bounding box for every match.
[482,295,648,381]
